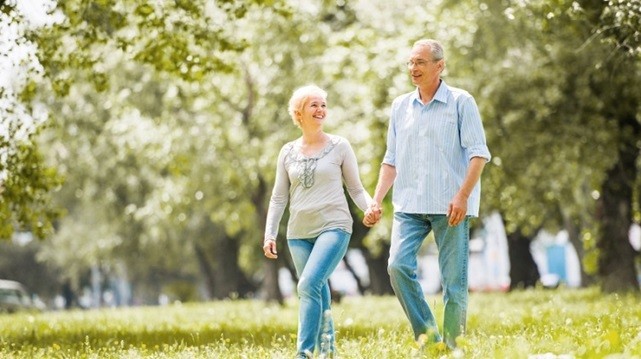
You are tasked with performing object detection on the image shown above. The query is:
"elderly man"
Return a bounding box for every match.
[364,38,491,349]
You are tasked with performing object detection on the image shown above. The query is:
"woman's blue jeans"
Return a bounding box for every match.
[388,213,469,349]
[288,229,350,358]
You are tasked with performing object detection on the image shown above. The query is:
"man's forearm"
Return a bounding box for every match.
[458,157,487,199]
[373,164,396,205]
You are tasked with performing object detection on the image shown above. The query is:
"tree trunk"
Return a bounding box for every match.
[346,201,375,294]
[585,14,641,292]
[506,230,540,290]
[596,141,639,293]
[562,211,595,287]
[342,256,367,295]
[193,242,216,300]
[253,176,285,303]
[346,200,394,295]
[211,231,256,299]
[362,244,394,295]
[193,218,257,300]
[261,261,284,304]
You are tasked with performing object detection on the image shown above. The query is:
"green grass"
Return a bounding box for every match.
[1,287,640,358]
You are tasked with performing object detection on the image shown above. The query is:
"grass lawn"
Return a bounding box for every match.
[1,287,640,358]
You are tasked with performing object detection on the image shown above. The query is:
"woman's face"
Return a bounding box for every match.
[298,95,327,127]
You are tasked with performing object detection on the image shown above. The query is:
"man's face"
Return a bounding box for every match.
[407,45,442,87]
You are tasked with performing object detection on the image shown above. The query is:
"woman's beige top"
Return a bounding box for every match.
[264,134,372,240]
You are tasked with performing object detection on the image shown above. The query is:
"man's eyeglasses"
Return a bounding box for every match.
[406,59,440,68]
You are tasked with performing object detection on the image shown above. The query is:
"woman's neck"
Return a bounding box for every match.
[300,128,327,145]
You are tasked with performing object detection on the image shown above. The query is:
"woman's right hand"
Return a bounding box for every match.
[263,238,278,259]
[363,203,382,227]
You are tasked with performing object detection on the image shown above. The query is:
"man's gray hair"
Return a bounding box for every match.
[413,39,445,61]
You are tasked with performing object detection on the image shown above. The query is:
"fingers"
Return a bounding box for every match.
[448,213,460,226]
[363,218,375,227]
[363,204,383,227]
[263,239,277,259]
[447,207,465,226]
[365,212,379,223]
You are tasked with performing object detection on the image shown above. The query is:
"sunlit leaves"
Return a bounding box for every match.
[0,1,61,239]
[13,0,639,294]
[601,0,641,56]
[450,0,626,237]
[32,0,289,93]
[0,127,61,239]
[134,3,154,17]
[450,0,641,291]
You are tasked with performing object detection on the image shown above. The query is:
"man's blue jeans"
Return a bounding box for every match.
[388,213,470,348]
[288,229,350,358]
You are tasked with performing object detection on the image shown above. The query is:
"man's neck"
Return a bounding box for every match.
[417,79,441,105]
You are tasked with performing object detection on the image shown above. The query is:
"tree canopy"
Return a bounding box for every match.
[2,0,640,300]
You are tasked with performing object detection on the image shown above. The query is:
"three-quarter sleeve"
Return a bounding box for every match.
[264,146,290,240]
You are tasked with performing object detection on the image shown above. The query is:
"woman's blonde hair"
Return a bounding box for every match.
[288,84,327,126]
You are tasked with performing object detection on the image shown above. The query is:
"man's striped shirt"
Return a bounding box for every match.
[383,80,491,216]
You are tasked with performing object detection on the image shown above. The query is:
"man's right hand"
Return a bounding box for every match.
[363,203,382,227]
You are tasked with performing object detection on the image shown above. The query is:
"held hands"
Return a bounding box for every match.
[363,202,382,227]
[263,238,278,259]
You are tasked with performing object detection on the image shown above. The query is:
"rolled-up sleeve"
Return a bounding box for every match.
[459,96,491,162]
[382,99,399,166]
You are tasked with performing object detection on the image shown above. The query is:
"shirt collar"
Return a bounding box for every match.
[411,79,449,104]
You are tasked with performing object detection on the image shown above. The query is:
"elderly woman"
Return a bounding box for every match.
[263,84,373,358]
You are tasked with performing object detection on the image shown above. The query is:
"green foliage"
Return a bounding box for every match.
[5,0,639,299]
[448,0,641,243]
[32,0,291,91]
[600,0,641,56]
[0,1,62,240]
[30,0,295,293]
[1,289,640,358]
[447,0,615,236]
[442,0,641,291]
[0,126,61,239]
